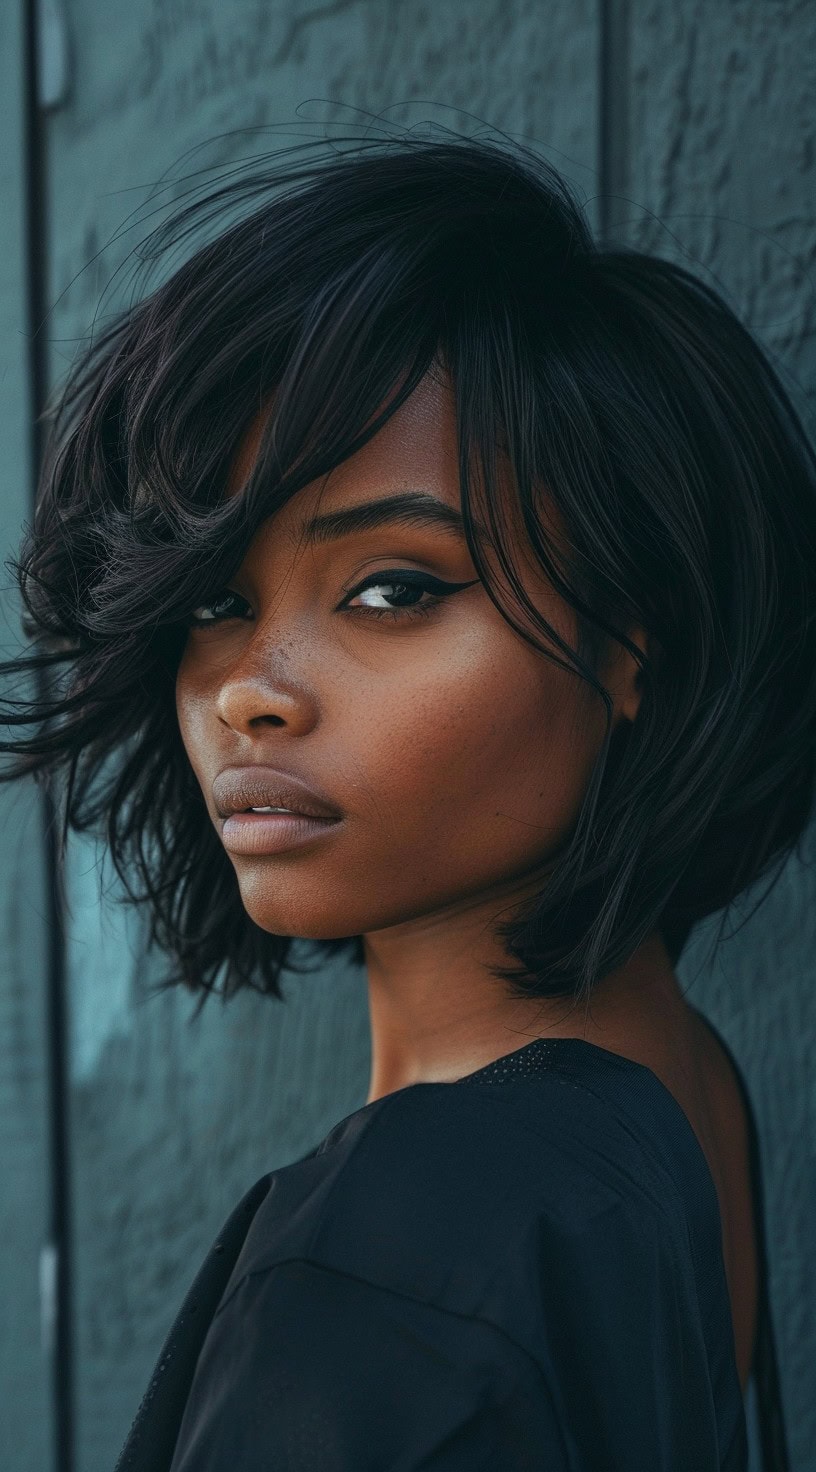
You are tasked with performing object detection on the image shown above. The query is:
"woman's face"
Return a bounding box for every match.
[175,371,637,942]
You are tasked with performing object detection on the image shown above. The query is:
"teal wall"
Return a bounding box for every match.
[1,3,814,1469]
[0,5,54,1469]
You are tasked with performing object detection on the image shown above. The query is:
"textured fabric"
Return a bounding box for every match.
[114,1029,784,1471]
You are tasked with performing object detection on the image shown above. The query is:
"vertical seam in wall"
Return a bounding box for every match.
[599,0,630,247]
[23,3,74,1470]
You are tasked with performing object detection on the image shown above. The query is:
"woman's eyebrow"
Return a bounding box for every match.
[293,491,481,546]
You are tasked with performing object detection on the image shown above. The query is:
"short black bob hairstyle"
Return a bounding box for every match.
[3,130,816,1013]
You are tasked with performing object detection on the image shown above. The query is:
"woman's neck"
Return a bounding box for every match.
[364,915,686,1105]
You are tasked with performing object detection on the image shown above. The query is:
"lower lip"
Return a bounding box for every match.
[220,811,342,855]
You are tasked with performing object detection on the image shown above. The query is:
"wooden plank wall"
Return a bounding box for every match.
[623,8,816,1468]
[0,2,812,1469]
[0,2,55,1468]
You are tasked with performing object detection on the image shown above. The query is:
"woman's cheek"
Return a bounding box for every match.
[342,639,566,844]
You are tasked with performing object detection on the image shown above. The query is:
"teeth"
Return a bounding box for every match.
[247,806,295,814]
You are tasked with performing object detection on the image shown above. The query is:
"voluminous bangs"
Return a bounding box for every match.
[3,131,816,1010]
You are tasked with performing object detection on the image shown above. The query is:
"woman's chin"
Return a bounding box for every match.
[239,900,367,942]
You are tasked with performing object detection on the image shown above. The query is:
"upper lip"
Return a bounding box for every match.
[212,766,343,821]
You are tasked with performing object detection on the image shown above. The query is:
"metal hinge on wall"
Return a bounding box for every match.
[36,0,71,111]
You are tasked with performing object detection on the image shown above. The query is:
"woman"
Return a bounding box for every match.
[1,132,804,1469]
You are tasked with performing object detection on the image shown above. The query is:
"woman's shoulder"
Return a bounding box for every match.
[216,1051,720,1335]
[118,1062,747,1472]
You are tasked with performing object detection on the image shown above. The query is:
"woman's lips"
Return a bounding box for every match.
[212,765,343,822]
[220,810,342,856]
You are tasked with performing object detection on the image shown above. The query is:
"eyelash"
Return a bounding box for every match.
[184,570,476,628]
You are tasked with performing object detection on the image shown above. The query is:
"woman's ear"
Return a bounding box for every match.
[607,625,650,726]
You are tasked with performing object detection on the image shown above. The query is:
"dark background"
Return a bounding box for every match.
[1,2,814,1469]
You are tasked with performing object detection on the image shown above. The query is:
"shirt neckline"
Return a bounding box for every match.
[449,1024,717,1201]
[453,1032,619,1085]
[450,1003,723,1121]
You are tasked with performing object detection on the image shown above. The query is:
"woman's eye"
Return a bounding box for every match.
[185,590,249,627]
[340,570,479,622]
[184,571,478,628]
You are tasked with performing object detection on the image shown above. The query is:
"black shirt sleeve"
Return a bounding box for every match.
[167,1257,567,1472]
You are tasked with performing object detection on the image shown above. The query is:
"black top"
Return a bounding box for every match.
[113,1010,789,1471]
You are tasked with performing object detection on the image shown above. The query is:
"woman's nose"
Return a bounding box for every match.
[215,650,321,738]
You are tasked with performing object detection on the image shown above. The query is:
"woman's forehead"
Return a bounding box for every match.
[223,369,566,577]
[225,372,463,513]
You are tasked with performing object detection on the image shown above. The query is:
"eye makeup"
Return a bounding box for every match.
[184,570,480,628]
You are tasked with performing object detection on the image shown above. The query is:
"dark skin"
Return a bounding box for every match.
[176,369,756,1386]
[175,367,695,1100]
